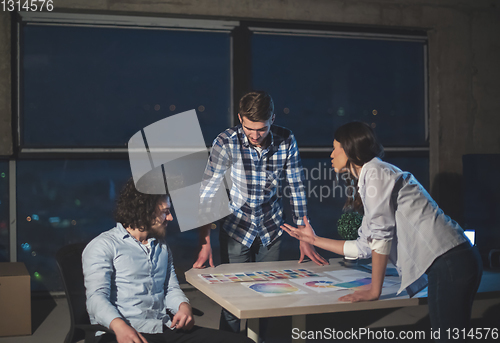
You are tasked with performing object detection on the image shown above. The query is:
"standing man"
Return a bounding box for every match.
[83,178,252,343]
[193,91,327,336]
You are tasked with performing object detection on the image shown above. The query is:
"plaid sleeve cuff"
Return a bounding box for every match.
[295,216,306,226]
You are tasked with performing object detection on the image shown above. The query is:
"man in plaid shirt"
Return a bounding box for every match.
[193,91,327,337]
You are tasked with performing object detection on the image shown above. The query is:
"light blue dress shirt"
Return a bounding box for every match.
[82,223,189,333]
[344,158,467,296]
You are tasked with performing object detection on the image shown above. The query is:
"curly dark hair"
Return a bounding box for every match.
[114,178,168,232]
[334,121,384,214]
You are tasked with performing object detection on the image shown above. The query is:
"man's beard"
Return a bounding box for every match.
[148,224,166,239]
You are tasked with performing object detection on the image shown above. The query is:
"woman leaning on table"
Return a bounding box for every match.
[281,121,482,340]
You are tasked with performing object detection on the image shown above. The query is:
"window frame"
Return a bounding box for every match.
[15,13,428,156]
[247,23,429,155]
[16,12,239,155]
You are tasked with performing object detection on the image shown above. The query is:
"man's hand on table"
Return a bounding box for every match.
[193,224,214,268]
[193,243,214,268]
[299,240,329,266]
[295,220,329,266]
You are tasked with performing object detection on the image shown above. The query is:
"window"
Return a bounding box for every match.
[16,158,208,290]
[251,27,429,227]
[20,14,234,150]
[252,29,427,148]
[253,28,429,262]
[16,13,235,290]
[16,160,130,290]
[13,14,429,291]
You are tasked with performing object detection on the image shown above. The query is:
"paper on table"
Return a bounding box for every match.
[289,277,345,293]
[198,269,321,284]
[242,281,308,297]
[324,269,369,283]
[357,264,399,276]
[331,277,400,291]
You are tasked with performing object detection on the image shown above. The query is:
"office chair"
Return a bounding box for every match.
[56,242,113,343]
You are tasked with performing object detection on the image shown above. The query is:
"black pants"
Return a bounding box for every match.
[98,325,253,343]
[219,230,282,340]
[426,242,483,342]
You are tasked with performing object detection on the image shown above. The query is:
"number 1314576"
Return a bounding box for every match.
[2,0,54,11]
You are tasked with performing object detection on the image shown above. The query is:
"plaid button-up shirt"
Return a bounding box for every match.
[200,124,307,247]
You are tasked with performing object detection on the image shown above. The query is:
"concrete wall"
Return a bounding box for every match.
[0,12,12,156]
[1,0,499,217]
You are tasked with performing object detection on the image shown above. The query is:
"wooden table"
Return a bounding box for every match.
[186,258,500,342]
[185,258,422,342]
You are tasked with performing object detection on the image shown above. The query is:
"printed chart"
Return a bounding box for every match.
[334,277,372,290]
[243,281,307,297]
[199,269,321,284]
[289,276,345,293]
[357,264,399,276]
[332,277,399,291]
[324,269,368,283]
[290,276,400,293]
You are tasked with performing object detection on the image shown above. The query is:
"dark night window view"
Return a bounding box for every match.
[8,23,427,292]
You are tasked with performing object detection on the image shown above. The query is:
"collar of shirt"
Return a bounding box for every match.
[237,124,275,152]
[117,223,157,250]
[357,157,381,191]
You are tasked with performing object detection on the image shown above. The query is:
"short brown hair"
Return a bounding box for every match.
[239,91,274,122]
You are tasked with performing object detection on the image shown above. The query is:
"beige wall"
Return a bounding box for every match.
[1,0,499,217]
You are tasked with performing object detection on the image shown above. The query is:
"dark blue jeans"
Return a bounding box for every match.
[426,242,483,342]
[218,230,282,341]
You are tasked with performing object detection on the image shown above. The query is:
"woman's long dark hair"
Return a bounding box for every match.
[334,121,384,214]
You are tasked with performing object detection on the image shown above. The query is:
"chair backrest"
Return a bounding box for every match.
[56,242,92,326]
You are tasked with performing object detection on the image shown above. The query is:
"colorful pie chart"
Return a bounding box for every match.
[305,280,337,288]
[249,282,299,294]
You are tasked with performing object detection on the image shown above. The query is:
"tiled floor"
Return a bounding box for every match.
[1,285,499,343]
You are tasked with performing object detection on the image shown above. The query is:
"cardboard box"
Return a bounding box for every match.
[0,262,31,337]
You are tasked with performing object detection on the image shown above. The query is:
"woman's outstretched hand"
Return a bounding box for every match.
[281,216,317,245]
